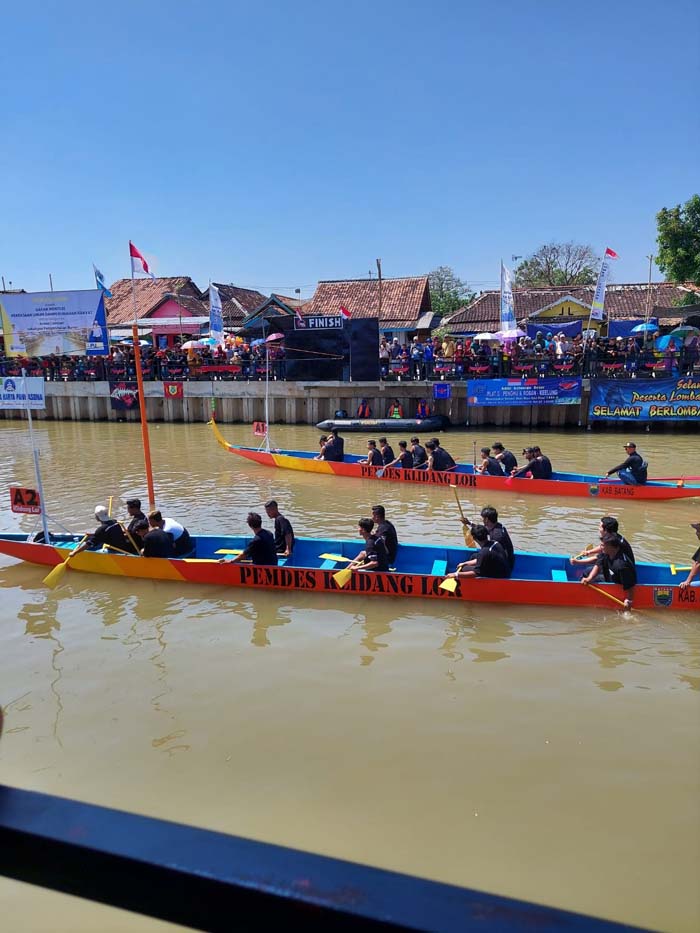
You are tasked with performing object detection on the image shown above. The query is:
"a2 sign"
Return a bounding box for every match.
[10,486,42,515]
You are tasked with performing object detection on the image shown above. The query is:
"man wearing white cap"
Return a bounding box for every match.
[85,505,134,553]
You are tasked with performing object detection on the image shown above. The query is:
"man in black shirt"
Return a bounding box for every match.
[125,498,146,536]
[532,446,553,479]
[491,442,517,474]
[425,440,455,471]
[571,516,636,567]
[605,441,647,485]
[133,518,175,558]
[476,447,503,475]
[480,506,515,571]
[410,436,428,468]
[680,522,700,590]
[264,499,295,557]
[386,440,414,469]
[371,505,398,564]
[447,524,509,580]
[378,437,395,465]
[347,517,389,572]
[225,512,278,566]
[360,439,384,467]
[430,438,456,468]
[321,429,344,462]
[581,533,636,608]
[86,505,133,553]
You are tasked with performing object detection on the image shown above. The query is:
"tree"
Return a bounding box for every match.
[514,242,599,287]
[656,195,700,304]
[428,266,474,317]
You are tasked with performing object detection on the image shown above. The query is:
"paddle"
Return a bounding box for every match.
[333,567,354,588]
[319,553,351,563]
[450,485,474,547]
[439,577,458,593]
[670,564,692,575]
[571,544,596,561]
[116,520,141,555]
[647,475,700,482]
[43,535,89,589]
[104,544,137,557]
[584,582,628,609]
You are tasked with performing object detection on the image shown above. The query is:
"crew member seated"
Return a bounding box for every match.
[425,439,455,471]
[476,447,503,475]
[360,439,384,467]
[86,505,135,554]
[605,441,647,485]
[446,524,510,580]
[415,399,430,418]
[356,399,372,418]
[386,398,404,419]
[320,428,344,462]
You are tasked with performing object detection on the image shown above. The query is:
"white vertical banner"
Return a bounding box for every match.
[500,261,516,330]
[590,247,618,321]
[209,284,224,346]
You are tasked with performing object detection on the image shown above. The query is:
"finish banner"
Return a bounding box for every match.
[109,381,140,411]
[589,377,700,421]
[467,377,582,407]
[0,289,108,357]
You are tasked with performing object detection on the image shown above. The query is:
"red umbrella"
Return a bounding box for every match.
[265,332,284,342]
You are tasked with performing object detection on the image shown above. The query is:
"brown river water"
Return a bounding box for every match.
[1,420,699,931]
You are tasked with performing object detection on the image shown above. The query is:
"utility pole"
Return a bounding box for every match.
[643,255,654,347]
[376,258,383,320]
[49,274,54,292]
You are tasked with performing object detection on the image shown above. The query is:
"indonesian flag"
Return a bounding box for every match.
[339,305,351,319]
[130,241,155,279]
[604,247,619,260]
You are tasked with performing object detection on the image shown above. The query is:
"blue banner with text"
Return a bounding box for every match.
[589,377,700,421]
[466,377,582,407]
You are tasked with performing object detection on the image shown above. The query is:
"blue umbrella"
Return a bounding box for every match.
[655,335,676,351]
[631,322,658,334]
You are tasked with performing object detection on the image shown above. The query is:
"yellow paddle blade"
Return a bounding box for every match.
[42,561,68,590]
[319,553,351,562]
[670,565,691,575]
[333,567,353,588]
[439,577,458,593]
[215,549,244,555]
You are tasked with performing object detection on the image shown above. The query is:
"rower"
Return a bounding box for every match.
[313,435,328,460]
[479,506,514,571]
[571,516,636,567]
[223,512,278,565]
[532,446,553,479]
[264,499,295,557]
[446,524,509,580]
[360,439,384,467]
[133,518,174,558]
[378,437,395,466]
[125,498,146,536]
[605,441,647,485]
[680,523,700,590]
[429,438,456,468]
[85,505,133,554]
[148,509,193,558]
[425,440,455,471]
[491,442,517,474]
[581,533,636,609]
[371,505,398,564]
[320,428,344,462]
[346,518,389,572]
[410,436,428,468]
[386,440,414,469]
[476,447,503,476]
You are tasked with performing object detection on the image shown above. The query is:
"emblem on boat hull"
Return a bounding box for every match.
[653,587,673,608]
[588,485,599,496]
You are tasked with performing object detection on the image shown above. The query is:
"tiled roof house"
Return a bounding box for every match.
[105,277,208,326]
[443,282,700,332]
[303,276,433,331]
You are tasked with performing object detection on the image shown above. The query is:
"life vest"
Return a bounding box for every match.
[416,402,430,418]
[357,402,371,418]
[388,404,403,418]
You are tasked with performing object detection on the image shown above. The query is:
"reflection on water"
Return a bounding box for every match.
[1,421,700,932]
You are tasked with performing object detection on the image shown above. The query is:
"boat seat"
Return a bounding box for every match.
[319,559,339,570]
[551,569,568,582]
[431,559,448,576]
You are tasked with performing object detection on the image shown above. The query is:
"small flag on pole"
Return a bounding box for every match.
[604,247,619,260]
[339,306,351,319]
[93,264,113,298]
[130,241,155,279]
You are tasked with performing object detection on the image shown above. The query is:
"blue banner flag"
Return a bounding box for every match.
[589,377,700,421]
[93,264,113,298]
[467,377,582,407]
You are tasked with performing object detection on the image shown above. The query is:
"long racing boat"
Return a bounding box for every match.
[0,532,696,612]
[209,422,700,501]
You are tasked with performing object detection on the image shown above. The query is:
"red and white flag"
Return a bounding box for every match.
[604,247,619,260]
[129,241,155,279]
[339,305,351,319]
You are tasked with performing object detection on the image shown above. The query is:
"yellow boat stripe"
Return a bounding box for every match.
[273,454,334,473]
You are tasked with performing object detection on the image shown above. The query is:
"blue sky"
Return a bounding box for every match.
[1,0,698,297]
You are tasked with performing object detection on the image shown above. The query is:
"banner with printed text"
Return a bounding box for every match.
[0,376,45,409]
[0,290,108,357]
[589,377,700,421]
[467,377,582,407]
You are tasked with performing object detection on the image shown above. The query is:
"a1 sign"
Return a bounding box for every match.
[253,421,268,437]
[10,486,42,515]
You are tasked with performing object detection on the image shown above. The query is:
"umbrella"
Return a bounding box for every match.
[265,332,284,342]
[180,339,210,350]
[116,338,150,346]
[473,332,499,342]
[631,322,658,334]
[655,335,681,352]
[668,325,700,341]
[495,328,525,341]
[250,338,266,348]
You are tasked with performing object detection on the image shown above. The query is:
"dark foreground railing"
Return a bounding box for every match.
[0,785,641,932]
